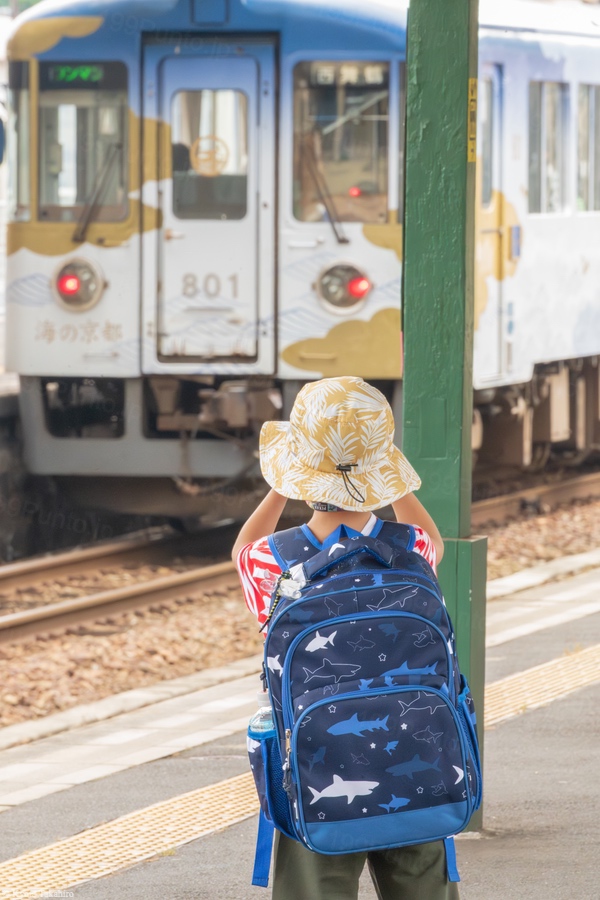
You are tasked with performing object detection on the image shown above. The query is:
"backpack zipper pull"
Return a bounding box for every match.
[259,572,291,633]
[283,728,293,797]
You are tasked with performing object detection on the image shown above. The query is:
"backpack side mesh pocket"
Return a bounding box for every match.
[247,726,295,838]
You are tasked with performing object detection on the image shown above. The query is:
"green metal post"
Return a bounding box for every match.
[402,0,487,827]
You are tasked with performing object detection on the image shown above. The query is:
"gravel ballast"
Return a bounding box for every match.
[1,496,600,729]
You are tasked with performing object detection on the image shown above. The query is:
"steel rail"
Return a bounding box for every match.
[471,470,600,529]
[0,527,172,584]
[0,560,237,645]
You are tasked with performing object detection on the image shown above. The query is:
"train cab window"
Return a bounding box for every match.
[7,62,30,223]
[293,61,389,223]
[171,90,248,220]
[577,85,600,211]
[38,62,128,223]
[528,81,569,214]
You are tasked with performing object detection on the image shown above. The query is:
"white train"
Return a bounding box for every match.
[3,0,600,516]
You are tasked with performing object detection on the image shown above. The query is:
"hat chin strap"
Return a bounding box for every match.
[335,464,366,504]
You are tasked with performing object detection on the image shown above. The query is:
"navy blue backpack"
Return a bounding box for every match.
[247,519,482,887]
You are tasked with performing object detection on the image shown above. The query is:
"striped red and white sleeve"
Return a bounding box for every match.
[411,525,437,573]
[236,537,282,629]
[237,525,437,628]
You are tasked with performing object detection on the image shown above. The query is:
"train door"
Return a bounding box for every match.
[143,42,275,370]
[474,65,504,381]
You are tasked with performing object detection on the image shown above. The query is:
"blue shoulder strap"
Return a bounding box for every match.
[267,526,307,571]
[251,809,275,888]
[378,520,414,551]
[444,836,460,882]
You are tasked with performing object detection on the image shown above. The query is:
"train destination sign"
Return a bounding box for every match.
[308,62,388,87]
[39,62,127,92]
[49,65,104,84]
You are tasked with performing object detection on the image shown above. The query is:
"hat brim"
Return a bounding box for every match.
[259,420,421,512]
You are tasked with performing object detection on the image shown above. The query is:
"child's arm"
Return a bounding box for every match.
[391,492,444,563]
[231,489,289,561]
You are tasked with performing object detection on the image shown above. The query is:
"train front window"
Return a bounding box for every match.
[38,62,128,223]
[293,61,389,223]
[7,62,30,223]
[171,90,248,220]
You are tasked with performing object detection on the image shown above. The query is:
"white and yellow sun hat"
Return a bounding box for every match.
[259,376,421,511]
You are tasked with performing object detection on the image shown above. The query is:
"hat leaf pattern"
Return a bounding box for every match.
[322,429,360,464]
[361,415,390,451]
[347,387,390,411]
[294,429,327,468]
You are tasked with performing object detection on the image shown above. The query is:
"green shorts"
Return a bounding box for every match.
[271,832,461,900]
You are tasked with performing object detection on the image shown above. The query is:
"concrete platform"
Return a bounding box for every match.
[0,570,598,898]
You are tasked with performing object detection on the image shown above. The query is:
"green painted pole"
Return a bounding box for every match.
[402,0,487,827]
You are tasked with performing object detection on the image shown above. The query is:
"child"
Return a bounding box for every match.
[233,376,459,900]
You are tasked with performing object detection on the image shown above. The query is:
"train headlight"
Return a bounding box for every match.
[316,264,372,313]
[53,259,105,311]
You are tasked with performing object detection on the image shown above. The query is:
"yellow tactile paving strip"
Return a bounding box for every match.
[0,772,259,899]
[0,644,599,899]
[484,642,600,728]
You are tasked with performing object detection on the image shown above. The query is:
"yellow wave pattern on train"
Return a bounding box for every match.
[7,16,104,60]
[281,308,402,378]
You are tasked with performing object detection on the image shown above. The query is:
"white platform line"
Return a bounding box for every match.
[487,598,600,648]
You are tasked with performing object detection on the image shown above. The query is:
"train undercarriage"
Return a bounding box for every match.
[19,356,600,517]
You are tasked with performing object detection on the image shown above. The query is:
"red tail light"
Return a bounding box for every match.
[53,259,104,311]
[348,186,362,197]
[317,265,373,310]
[57,274,81,296]
[347,276,372,299]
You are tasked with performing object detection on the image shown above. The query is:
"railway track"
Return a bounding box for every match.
[0,558,237,645]
[0,524,240,644]
[471,469,600,528]
[0,527,174,590]
[1,468,599,644]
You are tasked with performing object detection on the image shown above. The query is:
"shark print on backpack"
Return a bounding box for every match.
[247,520,482,887]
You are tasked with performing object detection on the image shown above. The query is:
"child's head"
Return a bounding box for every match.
[259,376,420,511]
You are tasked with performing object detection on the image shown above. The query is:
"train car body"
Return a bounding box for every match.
[4,0,600,514]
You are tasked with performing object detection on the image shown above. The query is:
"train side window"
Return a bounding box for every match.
[7,62,30,223]
[38,62,128,223]
[528,81,569,214]
[480,78,493,207]
[577,84,600,211]
[293,61,389,223]
[171,90,248,220]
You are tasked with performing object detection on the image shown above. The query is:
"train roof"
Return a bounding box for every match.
[7,0,408,38]
[479,0,600,38]
[7,0,600,49]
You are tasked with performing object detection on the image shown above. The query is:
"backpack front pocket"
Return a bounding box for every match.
[289,686,472,855]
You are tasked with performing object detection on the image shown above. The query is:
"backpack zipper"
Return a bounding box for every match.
[280,611,456,734]
[268,574,450,639]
